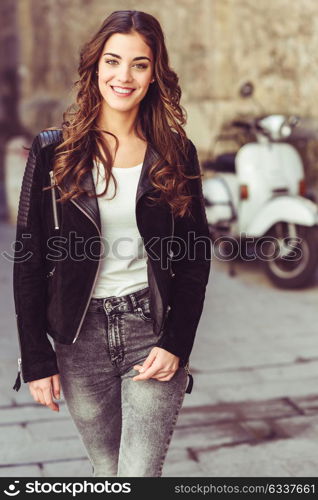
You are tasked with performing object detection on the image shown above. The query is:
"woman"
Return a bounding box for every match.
[12,10,211,477]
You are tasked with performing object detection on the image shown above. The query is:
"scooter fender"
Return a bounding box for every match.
[245,195,318,237]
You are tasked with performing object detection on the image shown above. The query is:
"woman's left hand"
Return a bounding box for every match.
[132,347,180,382]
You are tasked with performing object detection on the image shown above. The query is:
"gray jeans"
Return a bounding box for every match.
[53,286,188,477]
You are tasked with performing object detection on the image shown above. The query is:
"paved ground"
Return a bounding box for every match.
[1,220,318,477]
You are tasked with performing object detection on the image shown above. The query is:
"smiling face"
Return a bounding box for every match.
[97,31,154,116]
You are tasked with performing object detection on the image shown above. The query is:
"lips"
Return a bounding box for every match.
[110,85,136,97]
[112,86,135,90]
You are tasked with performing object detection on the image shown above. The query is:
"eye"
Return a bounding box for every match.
[105,59,118,65]
[134,63,148,70]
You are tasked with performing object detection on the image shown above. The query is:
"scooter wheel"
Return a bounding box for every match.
[262,223,318,289]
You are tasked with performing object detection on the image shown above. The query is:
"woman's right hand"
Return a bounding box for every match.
[28,374,61,412]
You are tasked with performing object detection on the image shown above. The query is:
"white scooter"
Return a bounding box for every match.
[203,113,318,288]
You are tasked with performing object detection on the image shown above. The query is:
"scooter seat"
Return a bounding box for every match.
[203,153,236,173]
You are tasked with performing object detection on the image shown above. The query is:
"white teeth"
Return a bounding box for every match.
[112,86,134,94]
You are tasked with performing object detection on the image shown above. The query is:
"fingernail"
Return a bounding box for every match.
[140,367,145,373]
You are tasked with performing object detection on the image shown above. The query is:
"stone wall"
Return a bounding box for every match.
[15,0,318,185]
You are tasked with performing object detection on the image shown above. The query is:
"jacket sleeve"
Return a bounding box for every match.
[156,140,212,365]
[12,134,59,389]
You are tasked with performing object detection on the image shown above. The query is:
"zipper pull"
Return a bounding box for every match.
[46,266,56,278]
[12,358,22,392]
[165,304,171,322]
[185,373,193,394]
[184,361,193,394]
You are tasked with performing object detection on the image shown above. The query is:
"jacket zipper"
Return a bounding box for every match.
[49,170,60,230]
[56,186,102,344]
[169,210,175,278]
[13,313,23,391]
[166,209,194,393]
[70,200,101,343]
[158,210,175,332]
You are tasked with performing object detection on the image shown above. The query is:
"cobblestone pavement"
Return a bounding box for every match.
[1,221,318,477]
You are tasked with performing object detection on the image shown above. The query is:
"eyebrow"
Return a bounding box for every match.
[103,52,152,62]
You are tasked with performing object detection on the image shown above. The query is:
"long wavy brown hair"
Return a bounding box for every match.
[44,9,201,218]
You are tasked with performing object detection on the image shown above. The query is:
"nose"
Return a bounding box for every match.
[117,64,133,83]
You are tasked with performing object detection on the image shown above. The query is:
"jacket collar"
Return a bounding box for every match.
[58,141,161,233]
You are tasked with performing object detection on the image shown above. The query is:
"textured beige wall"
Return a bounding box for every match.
[16,0,318,183]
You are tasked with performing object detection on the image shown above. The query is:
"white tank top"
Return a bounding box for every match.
[91,160,149,298]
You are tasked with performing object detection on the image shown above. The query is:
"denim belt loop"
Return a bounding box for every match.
[128,292,138,311]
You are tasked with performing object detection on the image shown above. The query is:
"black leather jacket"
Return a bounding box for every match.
[12,130,211,394]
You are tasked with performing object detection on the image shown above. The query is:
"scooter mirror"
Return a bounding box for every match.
[239,81,254,98]
[279,115,299,139]
[288,115,300,127]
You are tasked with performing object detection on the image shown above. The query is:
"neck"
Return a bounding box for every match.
[97,103,141,140]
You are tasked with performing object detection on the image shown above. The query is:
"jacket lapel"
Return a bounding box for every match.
[58,142,161,233]
[136,142,161,205]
